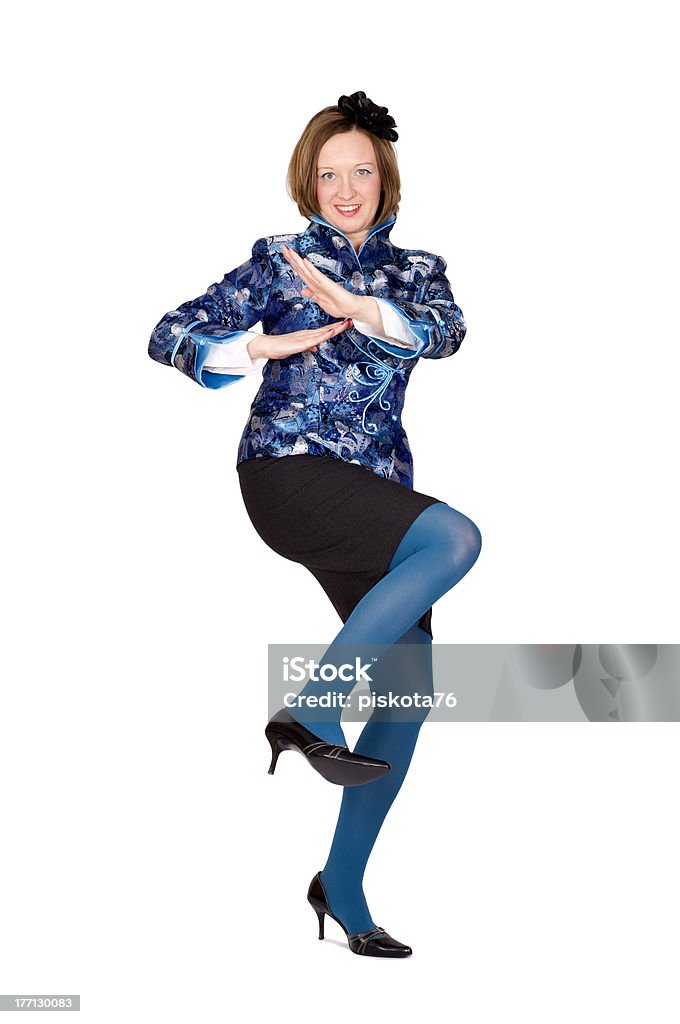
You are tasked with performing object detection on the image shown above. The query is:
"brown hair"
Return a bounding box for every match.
[287,106,401,225]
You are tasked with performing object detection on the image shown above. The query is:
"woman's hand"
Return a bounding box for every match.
[254,320,353,360]
[281,242,370,320]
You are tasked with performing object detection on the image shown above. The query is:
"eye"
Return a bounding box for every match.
[319,168,372,180]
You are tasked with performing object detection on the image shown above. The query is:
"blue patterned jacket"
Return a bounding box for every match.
[148,213,467,487]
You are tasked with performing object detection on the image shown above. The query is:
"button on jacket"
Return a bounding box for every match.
[148,213,467,487]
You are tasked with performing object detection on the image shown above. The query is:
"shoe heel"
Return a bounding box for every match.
[308,891,327,939]
[266,732,284,775]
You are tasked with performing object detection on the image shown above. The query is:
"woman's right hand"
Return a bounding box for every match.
[248,320,353,360]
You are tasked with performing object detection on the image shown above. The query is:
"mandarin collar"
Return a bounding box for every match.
[306,212,396,261]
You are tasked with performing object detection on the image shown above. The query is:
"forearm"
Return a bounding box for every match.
[247,335,268,360]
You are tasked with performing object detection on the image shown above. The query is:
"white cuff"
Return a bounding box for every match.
[352,298,420,350]
[203,334,268,375]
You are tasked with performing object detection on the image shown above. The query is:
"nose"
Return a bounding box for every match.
[335,176,358,201]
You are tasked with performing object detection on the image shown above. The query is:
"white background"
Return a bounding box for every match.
[2,0,678,1020]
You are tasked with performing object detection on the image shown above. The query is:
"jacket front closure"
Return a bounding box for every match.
[303,212,408,440]
[306,211,397,271]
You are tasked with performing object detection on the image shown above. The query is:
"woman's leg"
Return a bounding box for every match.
[318,621,434,934]
[290,501,482,744]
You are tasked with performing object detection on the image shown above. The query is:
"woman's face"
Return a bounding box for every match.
[315,131,383,242]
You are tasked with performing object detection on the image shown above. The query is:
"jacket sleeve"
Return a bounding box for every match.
[202,333,268,376]
[361,255,467,361]
[351,298,420,351]
[148,236,272,389]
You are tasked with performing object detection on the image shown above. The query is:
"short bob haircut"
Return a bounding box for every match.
[287,105,401,226]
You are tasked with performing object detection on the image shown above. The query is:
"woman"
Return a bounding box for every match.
[149,91,482,958]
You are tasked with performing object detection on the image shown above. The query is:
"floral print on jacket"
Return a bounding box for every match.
[148,213,467,487]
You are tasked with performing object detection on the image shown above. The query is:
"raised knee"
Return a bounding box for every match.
[463,517,483,566]
[438,505,482,576]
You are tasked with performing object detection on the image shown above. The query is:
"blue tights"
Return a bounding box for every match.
[291,500,482,935]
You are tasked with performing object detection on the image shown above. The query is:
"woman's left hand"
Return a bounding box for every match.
[282,243,368,321]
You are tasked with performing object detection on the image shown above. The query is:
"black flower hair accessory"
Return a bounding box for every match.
[337,91,399,142]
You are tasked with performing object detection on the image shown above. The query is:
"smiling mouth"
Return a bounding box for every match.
[334,204,362,217]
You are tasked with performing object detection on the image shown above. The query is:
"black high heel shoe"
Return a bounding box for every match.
[265,708,391,787]
[307,871,413,958]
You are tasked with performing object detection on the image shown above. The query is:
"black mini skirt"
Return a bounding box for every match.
[236,453,444,637]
